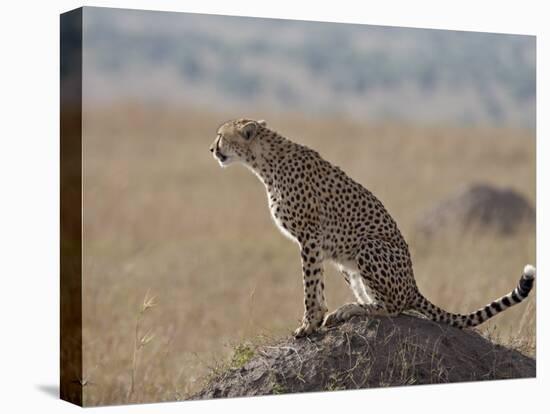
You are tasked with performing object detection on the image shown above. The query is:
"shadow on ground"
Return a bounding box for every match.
[36,384,59,399]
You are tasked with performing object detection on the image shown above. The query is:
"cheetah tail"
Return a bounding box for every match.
[412,264,536,329]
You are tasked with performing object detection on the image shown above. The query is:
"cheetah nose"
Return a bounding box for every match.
[209,146,214,153]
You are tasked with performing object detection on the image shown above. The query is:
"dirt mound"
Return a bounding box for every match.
[191,315,535,399]
[416,183,535,237]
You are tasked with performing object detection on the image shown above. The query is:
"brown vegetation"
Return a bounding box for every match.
[80,104,535,406]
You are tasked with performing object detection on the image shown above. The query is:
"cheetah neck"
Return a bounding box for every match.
[244,131,296,188]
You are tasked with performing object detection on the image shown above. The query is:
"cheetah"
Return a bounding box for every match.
[209,118,536,338]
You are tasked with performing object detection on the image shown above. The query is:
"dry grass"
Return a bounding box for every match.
[192,315,535,399]
[80,104,535,406]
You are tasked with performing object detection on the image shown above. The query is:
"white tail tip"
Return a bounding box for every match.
[523,264,536,279]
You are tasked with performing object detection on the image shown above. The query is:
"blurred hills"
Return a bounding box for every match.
[81,7,535,128]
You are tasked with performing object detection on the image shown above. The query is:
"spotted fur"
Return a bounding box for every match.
[210,119,536,337]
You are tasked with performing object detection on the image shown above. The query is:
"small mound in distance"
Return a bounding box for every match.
[416,183,535,237]
[191,314,535,399]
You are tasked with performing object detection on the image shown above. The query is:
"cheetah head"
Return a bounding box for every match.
[209,118,267,167]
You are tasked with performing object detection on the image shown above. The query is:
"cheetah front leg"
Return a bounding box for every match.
[293,239,328,338]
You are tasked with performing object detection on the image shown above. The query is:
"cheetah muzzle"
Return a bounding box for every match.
[210,118,536,338]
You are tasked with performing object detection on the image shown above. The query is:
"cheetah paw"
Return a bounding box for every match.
[323,303,366,328]
[293,319,322,338]
[293,324,313,338]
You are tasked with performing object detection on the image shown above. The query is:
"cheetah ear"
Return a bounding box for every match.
[257,119,267,127]
[240,121,259,140]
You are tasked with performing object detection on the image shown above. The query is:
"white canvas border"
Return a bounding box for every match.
[0,0,546,412]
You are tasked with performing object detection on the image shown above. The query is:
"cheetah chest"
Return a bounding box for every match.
[269,201,299,243]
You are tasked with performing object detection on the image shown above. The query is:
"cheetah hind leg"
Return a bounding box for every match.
[324,268,388,327]
[323,302,392,328]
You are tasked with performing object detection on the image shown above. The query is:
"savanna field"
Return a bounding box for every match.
[80,105,535,405]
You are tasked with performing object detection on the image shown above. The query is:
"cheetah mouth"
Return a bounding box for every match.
[214,149,232,166]
[213,138,229,164]
[215,151,228,162]
[214,149,230,165]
